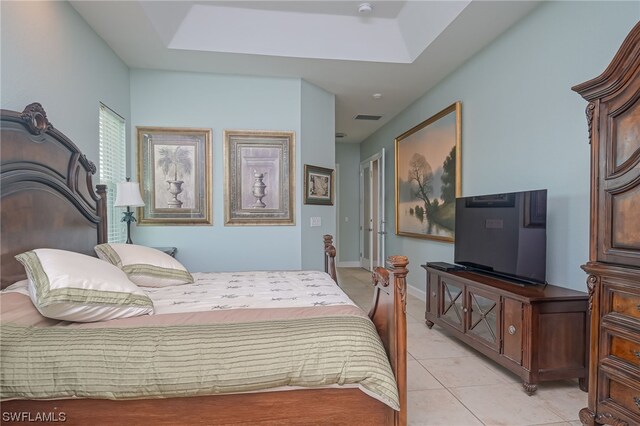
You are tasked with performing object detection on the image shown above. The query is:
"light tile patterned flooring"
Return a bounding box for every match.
[336,267,587,426]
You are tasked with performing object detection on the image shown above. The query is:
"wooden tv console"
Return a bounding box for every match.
[422,265,589,394]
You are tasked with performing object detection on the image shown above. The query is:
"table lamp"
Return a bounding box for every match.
[114,178,145,244]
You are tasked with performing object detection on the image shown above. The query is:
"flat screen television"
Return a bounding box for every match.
[454,189,547,285]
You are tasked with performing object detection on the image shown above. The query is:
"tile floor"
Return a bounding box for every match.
[336,267,587,426]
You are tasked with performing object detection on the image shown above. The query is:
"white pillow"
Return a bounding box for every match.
[95,243,194,287]
[14,249,154,322]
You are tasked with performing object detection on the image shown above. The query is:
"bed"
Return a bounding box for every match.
[0,103,408,425]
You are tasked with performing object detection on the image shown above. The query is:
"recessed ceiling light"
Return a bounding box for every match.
[335,132,347,138]
[373,93,382,99]
[358,3,373,15]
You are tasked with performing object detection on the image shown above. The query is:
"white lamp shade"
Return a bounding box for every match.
[114,182,145,207]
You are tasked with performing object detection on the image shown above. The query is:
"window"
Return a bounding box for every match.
[99,103,127,243]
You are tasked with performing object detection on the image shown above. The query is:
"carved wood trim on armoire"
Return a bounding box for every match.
[572,21,640,426]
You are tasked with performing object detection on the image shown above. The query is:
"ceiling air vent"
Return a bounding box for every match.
[354,114,382,121]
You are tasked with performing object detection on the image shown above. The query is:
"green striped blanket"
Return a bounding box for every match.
[1,315,399,410]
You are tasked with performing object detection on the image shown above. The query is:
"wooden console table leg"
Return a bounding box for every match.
[426,320,434,329]
[523,382,538,395]
[578,407,596,426]
[579,377,588,392]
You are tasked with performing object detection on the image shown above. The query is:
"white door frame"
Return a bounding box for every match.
[359,148,386,271]
[359,162,370,269]
[334,163,340,261]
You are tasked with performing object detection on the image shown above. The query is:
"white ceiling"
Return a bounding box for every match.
[70,0,540,144]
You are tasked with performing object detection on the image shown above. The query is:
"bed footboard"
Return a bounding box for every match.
[1,389,393,425]
[321,236,406,425]
[370,256,409,426]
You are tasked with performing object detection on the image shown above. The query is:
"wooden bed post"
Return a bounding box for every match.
[96,184,108,245]
[370,256,408,426]
[323,234,338,283]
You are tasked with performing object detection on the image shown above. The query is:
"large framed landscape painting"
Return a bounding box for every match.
[395,102,461,242]
[137,127,212,225]
[224,130,295,226]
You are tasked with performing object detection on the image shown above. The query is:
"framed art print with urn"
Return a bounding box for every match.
[137,127,212,225]
[224,130,295,226]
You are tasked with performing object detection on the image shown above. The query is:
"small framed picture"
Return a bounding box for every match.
[304,165,334,206]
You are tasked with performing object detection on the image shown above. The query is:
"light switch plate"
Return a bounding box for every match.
[310,217,321,227]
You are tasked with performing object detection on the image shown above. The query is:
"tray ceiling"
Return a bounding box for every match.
[70,0,540,144]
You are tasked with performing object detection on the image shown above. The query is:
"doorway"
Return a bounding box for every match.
[360,148,386,271]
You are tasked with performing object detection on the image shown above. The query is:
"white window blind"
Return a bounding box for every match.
[99,103,127,243]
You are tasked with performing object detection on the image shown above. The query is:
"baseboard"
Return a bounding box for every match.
[337,261,361,268]
[407,284,426,302]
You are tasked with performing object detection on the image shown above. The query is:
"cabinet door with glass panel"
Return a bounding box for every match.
[438,277,465,332]
[465,287,501,351]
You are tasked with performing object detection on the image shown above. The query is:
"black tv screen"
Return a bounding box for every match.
[454,189,547,284]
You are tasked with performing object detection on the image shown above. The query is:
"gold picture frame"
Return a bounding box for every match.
[137,127,212,225]
[224,130,295,226]
[395,102,461,242]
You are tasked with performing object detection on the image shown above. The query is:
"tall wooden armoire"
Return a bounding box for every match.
[572,21,640,426]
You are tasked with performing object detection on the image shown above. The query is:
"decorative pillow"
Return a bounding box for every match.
[14,249,154,322]
[95,243,193,287]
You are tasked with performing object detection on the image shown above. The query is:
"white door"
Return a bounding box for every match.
[378,148,386,266]
[360,149,386,271]
[360,163,372,269]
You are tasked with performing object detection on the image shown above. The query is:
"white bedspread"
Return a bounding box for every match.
[3,271,357,315]
[144,270,356,314]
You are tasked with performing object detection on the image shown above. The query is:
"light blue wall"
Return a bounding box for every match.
[335,143,361,264]
[1,2,337,273]
[130,69,316,272]
[360,1,640,293]
[0,1,131,171]
[300,81,336,270]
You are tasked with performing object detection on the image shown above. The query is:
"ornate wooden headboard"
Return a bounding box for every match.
[0,103,107,288]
